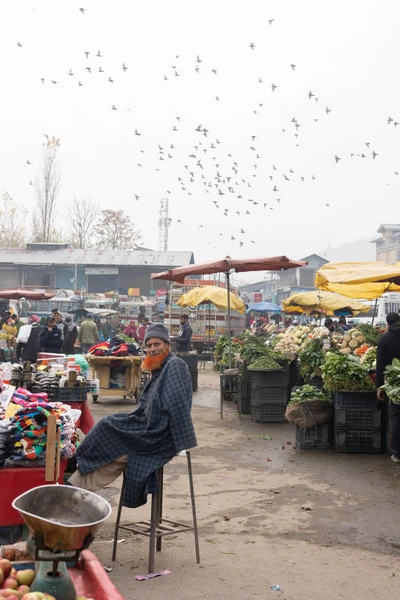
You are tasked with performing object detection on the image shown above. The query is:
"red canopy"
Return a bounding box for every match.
[151,255,307,283]
[0,289,54,300]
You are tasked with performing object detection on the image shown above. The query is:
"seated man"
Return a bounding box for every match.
[69,323,197,508]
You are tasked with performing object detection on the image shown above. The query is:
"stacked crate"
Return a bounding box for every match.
[333,391,381,453]
[249,368,288,423]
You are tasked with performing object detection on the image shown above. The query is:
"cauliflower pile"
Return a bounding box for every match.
[273,325,312,359]
[338,328,369,356]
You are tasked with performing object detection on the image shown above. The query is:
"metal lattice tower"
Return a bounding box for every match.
[158,198,169,252]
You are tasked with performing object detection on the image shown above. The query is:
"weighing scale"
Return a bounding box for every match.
[12,484,112,600]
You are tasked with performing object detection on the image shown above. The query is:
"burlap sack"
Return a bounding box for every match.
[285,399,333,430]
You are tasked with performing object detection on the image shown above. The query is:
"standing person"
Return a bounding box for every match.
[79,313,99,354]
[68,323,197,508]
[124,321,137,340]
[102,317,112,341]
[136,317,150,344]
[16,315,43,363]
[376,312,400,463]
[39,317,64,354]
[176,314,192,353]
[0,311,11,328]
[54,312,69,345]
[11,314,23,334]
[338,316,350,332]
[64,317,78,354]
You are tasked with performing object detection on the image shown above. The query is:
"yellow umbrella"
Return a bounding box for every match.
[177,286,245,314]
[315,261,400,300]
[282,290,370,315]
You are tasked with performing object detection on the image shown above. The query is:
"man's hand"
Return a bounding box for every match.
[377,389,385,403]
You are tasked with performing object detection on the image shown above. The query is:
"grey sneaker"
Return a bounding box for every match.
[391,455,400,463]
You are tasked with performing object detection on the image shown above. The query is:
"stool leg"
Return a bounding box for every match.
[186,452,200,564]
[112,474,125,562]
[156,467,163,552]
[148,492,158,573]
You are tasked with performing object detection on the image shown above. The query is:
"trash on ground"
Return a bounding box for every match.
[136,569,172,581]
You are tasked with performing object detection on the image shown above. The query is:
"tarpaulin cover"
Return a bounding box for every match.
[282,291,370,315]
[151,255,307,283]
[177,286,245,313]
[0,289,54,300]
[315,261,400,299]
[246,302,281,313]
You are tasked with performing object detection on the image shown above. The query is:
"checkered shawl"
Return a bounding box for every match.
[75,353,197,508]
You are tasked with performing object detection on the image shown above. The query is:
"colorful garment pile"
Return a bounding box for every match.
[2,387,78,468]
[88,337,140,358]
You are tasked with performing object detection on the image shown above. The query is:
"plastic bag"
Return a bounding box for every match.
[17,325,32,344]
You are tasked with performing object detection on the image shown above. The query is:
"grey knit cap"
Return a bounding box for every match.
[144,323,170,344]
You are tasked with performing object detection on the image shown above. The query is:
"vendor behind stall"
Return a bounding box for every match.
[175,314,193,353]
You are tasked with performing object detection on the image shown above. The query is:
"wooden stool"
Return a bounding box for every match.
[112,450,200,573]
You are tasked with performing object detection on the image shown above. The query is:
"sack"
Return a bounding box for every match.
[17,324,32,344]
[285,399,333,430]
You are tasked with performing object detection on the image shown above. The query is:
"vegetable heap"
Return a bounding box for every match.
[289,384,331,405]
[248,353,283,370]
[337,328,369,356]
[297,338,325,381]
[321,351,374,392]
[360,345,377,369]
[381,358,400,403]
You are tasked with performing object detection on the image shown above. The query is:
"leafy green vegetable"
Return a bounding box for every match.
[248,355,282,370]
[289,384,331,405]
[298,339,325,380]
[381,358,400,402]
[321,352,374,392]
[356,324,381,346]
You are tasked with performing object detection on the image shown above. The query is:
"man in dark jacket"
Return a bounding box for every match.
[376,312,400,463]
[176,314,193,353]
[39,317,64,354]
[16,315,43,363]
[69,323,197,508]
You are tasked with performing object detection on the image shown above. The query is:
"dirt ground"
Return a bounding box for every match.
[86,365,400,600]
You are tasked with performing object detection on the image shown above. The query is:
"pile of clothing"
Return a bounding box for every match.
[88,337,140,358]
[31,371,60,398]
[1,388,78,468]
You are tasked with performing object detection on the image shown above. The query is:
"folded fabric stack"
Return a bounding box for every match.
[2,389,78,468]
[31,371,60,398]
[88,337,140,357]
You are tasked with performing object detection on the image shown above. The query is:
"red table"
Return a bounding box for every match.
[0,461,67,526]
[72,401,95,434]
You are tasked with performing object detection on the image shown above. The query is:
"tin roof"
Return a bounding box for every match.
[0,247,194,268]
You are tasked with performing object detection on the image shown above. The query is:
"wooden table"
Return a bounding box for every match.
[87,355,142,403]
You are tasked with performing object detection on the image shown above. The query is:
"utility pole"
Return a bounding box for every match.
[158,198,169,252]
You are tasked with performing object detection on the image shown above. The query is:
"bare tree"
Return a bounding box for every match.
[32,137,61,242]
[0,191,28,247]
[67,196,99,248]
[93,209,143,250]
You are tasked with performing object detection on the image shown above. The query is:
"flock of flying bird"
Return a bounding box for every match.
[15,7,398,251]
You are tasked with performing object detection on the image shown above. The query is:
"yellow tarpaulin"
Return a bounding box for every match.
[315,261,400,299]
[177,286,245,314]
[282,291,370,315]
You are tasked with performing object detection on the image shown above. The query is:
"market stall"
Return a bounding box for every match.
[87,355,142,402]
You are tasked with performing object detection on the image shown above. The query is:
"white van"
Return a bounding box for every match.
[351,292,400,327]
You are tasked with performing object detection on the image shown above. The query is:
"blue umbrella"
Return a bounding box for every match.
[246,302,281,314]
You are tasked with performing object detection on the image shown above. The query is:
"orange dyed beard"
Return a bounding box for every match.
[142,347,170,373]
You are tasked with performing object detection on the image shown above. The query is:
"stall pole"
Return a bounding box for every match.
[227,271,232,369]
[371,297,378,326]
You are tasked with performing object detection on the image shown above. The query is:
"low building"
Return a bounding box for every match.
[372,224,400,263]
[240,254,328,305]
[0,243,194,296]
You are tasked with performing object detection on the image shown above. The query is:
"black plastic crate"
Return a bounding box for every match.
[334,407,381,430]
[333,391,378,409]
[251,386,287,406]
[250,402,287,423]
[334,430,381,453]
[239,381,251,415]
[58,387,87,403]
[296,424,330,450]
[249,369,288,388]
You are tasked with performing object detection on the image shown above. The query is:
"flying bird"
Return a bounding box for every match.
[212,69,217,75]
[97,50,102,57]
[40,78,45,84]
[372,151,378,159]
[308,90,314,99]
[51,80,57,84]
[85,67,91,74]
[334,155,341,163]
[268,19,274,25]
[99,66,104,73]
[84,51,90,59]
[17,42,22,47]
[26,160,31,165]
[29,180,33,185]
[122,63,128,72]
[249,43,255,49]
[68,69,73,76]
[325,107,331,114]
[78,81,83,86]
[290,64,296,70]
[111,105,117,110]
[135,129,141,136]
[271,83,277,91]
[79,7,85,13]
[108,77,114,83]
